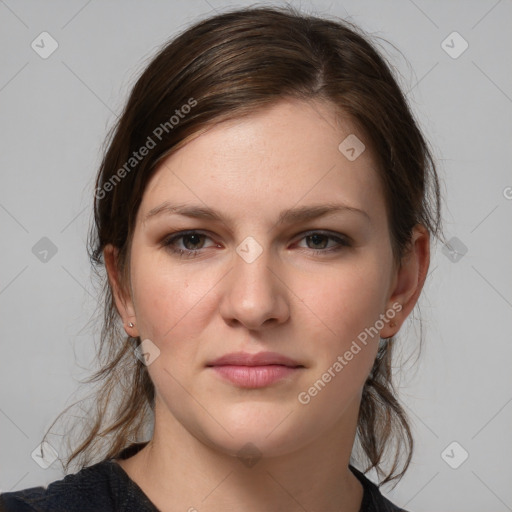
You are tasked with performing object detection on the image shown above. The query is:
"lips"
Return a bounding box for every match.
[206,352,305,388]
[206,351,304,368]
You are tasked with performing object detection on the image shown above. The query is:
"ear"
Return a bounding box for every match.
[380,224,430,338]
[103,244,139,338]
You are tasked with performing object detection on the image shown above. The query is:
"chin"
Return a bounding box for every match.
[192,402,321,460]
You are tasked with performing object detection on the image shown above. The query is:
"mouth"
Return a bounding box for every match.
[206,351,305,389]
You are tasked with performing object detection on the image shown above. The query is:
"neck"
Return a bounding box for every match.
[118,397,364,512]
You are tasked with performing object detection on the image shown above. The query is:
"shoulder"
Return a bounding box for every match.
[0,461,116,512]
[0,459,157,512]
[350,465,410,512]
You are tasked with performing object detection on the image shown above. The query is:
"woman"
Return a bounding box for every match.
[0,5,441,511]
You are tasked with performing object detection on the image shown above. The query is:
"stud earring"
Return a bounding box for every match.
[129,322,134,328]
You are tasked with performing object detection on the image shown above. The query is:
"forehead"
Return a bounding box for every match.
[139,98,386,226]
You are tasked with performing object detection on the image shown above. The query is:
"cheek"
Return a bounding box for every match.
[129,249,219,350]
[129,260,217,415]
[292,270,387,425]
[301,259,391,345]
[294,257,391,392]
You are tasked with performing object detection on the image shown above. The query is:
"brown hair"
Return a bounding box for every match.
[44,5,441,486]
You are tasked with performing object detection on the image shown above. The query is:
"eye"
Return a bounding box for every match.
[295,231,351,254]
[162,231,219,258]
[161,229,351,259]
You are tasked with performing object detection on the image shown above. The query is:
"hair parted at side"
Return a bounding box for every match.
[42,5,441,486]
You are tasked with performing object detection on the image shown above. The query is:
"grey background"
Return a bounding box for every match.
[1,0,511,510]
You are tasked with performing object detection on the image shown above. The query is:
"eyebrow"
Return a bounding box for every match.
[143,201,370,226]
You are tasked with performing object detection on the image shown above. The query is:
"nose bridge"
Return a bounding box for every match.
[233,239,275,304]
[235,241,271,291]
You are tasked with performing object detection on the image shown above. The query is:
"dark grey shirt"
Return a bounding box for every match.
[0,443,408,511]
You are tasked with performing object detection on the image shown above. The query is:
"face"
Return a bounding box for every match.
[109,98,411,459]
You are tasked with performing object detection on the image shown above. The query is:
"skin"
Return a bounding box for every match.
[104,97,429,512]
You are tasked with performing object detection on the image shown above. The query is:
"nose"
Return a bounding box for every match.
[219,244,290,331]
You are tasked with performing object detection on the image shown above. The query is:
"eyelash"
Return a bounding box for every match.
[161,230,351,258]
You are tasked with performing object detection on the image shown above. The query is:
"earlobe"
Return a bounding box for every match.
[380,225,430,338]
[103,244,139,337]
